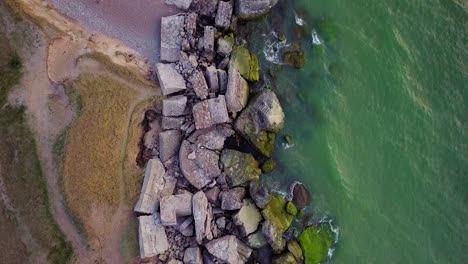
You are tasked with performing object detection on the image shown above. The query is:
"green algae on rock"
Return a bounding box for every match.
[230,46,260,81]
[286,201,298,216]
[299,223,334,264]
[273,252,298,264]
[262,193,293,233]
[282,43,305,68]
[221,149,261,187]
[261,159,277,174]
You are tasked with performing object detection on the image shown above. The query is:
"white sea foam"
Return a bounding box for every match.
[294,11,305,26]
[263,32,290,64]
[312,29,322,45]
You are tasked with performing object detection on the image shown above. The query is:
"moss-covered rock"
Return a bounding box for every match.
[261,159,277,174]
[262,193,293,233]
[231,46,260,82]
[221,149,261,187]
[286,201,298,216]
[272,252,297,264]
[287,240,304,262]
[299,223,334,264]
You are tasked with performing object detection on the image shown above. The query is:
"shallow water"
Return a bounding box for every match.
[262,0,468,263]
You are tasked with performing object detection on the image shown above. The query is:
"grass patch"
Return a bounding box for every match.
[0,29,72,263]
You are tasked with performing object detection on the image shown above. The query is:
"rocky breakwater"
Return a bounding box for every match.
[134,1,335,263]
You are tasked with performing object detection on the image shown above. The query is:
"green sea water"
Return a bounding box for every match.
[263,0,468,263]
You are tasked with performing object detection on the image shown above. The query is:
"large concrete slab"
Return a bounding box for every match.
[156,63,187,96]
[138,213,169,258]
[161,15,185,62]
[134,159,168,214]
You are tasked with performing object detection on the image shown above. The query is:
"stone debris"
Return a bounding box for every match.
[192,191,213,244]
[179,140,221,189]
[161,15,185,62]
[193,96,230,130]
[176,216,194,237]
[189,70,209,100]
[191,0,218,17]
[205,66,219,93]
[203,26,215,59]
[205,235,253,264]
[184,247,203,264]
[163,95,188,117]
[233,199,262,236]
[138,213,169,258]
[159,130,182,162]
[226,66,249,114]
[165,0,193,10]
[156,63,187,96]
[160,193,193,226]
[215,0,233,30]
[220,187,246,210]
[205,186,220,205]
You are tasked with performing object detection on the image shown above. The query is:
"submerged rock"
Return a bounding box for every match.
[236,0,279,20]
[283,43,305,69]
[205,235,253,264]
[221,149,261,187]
[261,159,277,174]
[235,90,285,157]
[298,223,334,264]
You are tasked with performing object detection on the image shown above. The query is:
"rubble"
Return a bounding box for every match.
[160,193,193,226]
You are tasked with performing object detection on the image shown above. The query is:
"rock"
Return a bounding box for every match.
[143,120,160,149]
[261,159,277,174]
[159,130,182,162]
[272,253,297,264]
[184,247,202,264]
[205,66,219,93]
[233,199,262,236]
[192,0,218,17]
[290,182,311,209]
[249,181,270,209]
[216,216,227,229]
[193,191,214,244]
[176,217,194,237]
[286,201,298,216]
[221,149,261,187]
[262,193,293,233]
[187,125,234,150]
[220,187,246,210]
[215,0,233,30]
[193,96,230,130]
[287,240,303,262]
[230,46,260,81]
[262,220,286,254]
[283,43,305,68]
[217,35,234,57]
[134,159,175,214]
[298,223,334,264]
[162,116,185,130]
[203,26,215,59]
[165,0,193,10]
[138,213,169,258]
[205,235,253,264]
[254,247,273,264]
[160,193,193,226]
[163,95,188,117]
[247,230,268,249]
[218,56,230,70]
[218,69,228,93]
[161,15,185,62]
[189,70,209,100]
[235,90,285,157]
[179,140,221,189]
[156,63,187,96]
[225,66,249,114]
[205,186,220,205]
[236,0,279,20]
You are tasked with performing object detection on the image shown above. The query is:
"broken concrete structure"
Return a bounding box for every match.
[192,191,213,244]
[205,235,253,264]
[159,130,182,162]
[193,96,230,130]
[138,213,169,258]
[156,63,187,96]
[161,15,185,62]
[226,66,249,114]
[163,95,187,117]
[160,193,193,226]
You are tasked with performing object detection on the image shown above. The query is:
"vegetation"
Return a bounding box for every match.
[0,30,72,263]
[299,223,334,264]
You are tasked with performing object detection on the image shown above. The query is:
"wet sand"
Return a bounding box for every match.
[46,0,179,62]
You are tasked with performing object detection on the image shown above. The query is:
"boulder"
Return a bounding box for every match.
[230,46,259,81]
[298,223,334,264]
[156,63,187,96]
[138,213,169,258]
[162,116,185,130]
[179,140,221,189]
[226,66,249,114]
[249,181,270,209]
[192,0,218,17]
[163,95,187,117]
[220,187,246,210]
[205,186,221,205]
[290,182,311,209]
[272,253,297,264]
[247,230,268,249]
[189,70,209,100]
[287,240,304,262]
[215,0,233,30]
[262,193,293,234]
[184,247,203,264]
[262,220,286,254]
[205,235,253,264]
[193,191,213,244]
[221,149,261,187]
[235,90,285,157]
[161,15,185,62]
[165,0,193,10]
[233,199,262,236]
[236,0,279,20]
[160,193,193,226]
[187,125,234,150]
[159,130,182,162]
[193,96,230,130]
[205,66,219,93]
[217,35,234,57]
[134,159,175,214]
